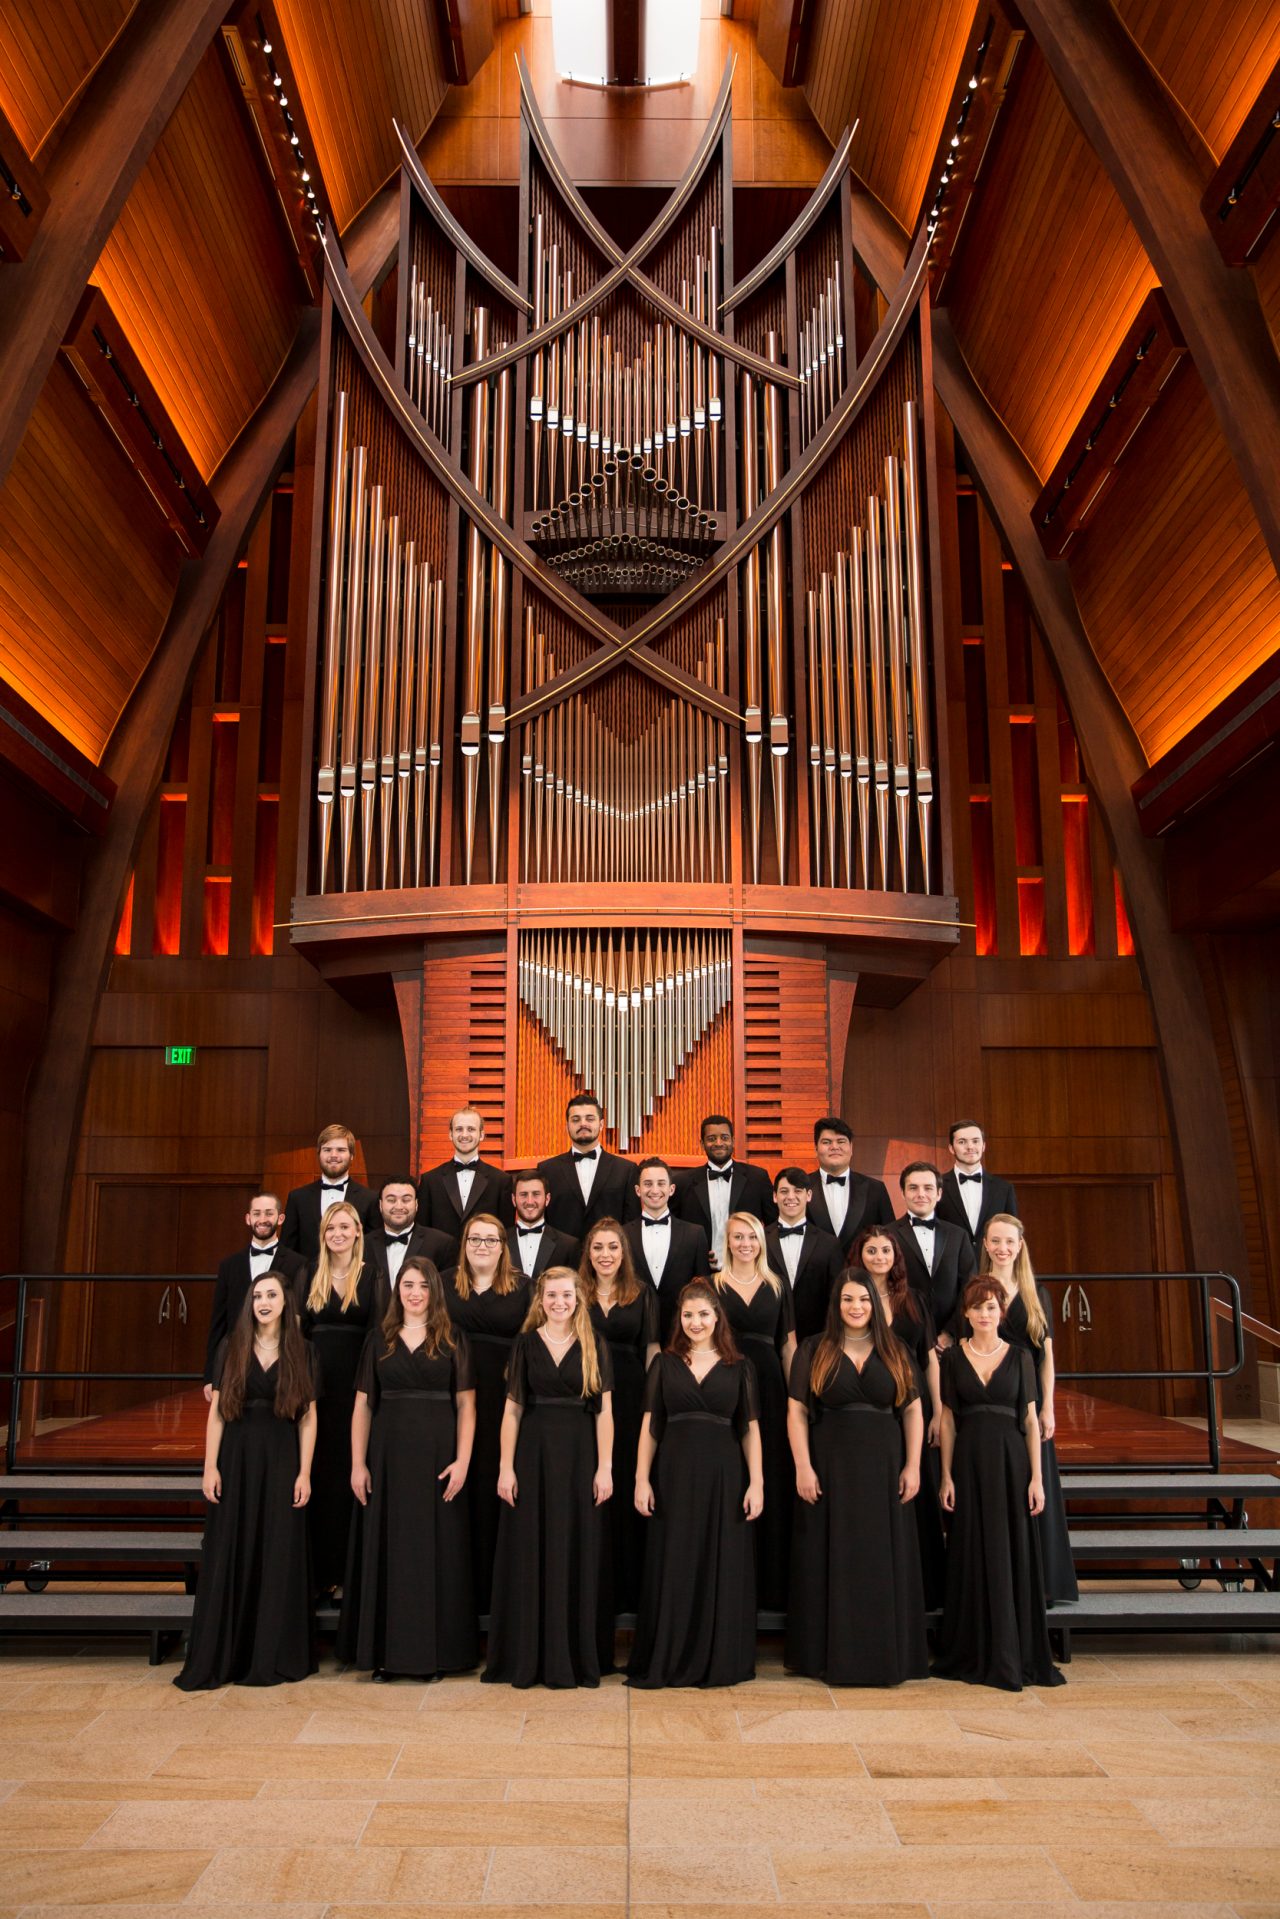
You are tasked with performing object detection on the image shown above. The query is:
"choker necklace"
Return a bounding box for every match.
[844,1331,873,1344]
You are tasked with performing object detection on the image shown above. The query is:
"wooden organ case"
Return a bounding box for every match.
[292,61,959,1170]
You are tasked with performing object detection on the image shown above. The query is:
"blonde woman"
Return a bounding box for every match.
[442,1212,528,1612]
[302,1200,375,1593]
[978,1213,1078,1604]
[714,1212,797,1610]
[483,1266,614,1688]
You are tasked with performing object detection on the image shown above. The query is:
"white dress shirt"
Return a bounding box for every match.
[822,1172,849,1237]
[640,1211,671,1285]
[319,1179,348,1217]
[957,1168,984,1234]
[249,1240,280,1270]
[515,1221,545,1277]
[910,1213,938,1266]
[704,1163,733,1257]
[453,1157,478,1209]
[574,1148,600,1205]
[384,1235,410,1283]
[776,1224,805,1286]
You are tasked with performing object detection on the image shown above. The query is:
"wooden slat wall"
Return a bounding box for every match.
[417,943,509,1167]
[1116,0,1280,159]
[945,47,1156,481]
[743,945,829,1164]
[0,0,130,154]
[89,46,299,482]
[0,360,182,763]
[801,0,978,229]
[1068,361,1280,763]
[275,0,452,230]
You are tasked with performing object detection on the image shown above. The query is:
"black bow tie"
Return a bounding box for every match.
[824,1173,847,1187]
[958,1172,982,1184]
[452,1160,478,1172]
[572,1149,598,1162]
[643,1215,671,1227]
[385,1232,411,1246]
[913,1216,937,1230]
[707,1166,733,1182]
[778,1225,806,1238]
[250,1243,278,1257]
[321,1181,346,1192]
[517,1224,544,1237]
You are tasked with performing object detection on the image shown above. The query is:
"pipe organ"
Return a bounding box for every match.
[294,59,960,1168]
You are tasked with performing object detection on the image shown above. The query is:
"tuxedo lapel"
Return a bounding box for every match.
[806,1182,836,1238]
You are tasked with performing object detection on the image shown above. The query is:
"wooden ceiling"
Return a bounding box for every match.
[0,0,1275,796]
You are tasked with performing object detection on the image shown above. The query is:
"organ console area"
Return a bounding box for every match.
[292,57,958,1167]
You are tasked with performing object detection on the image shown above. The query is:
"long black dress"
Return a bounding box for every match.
[1001,1285,1078,1605]
[338,1329,479,1678]
[442,1272,530,1614]
[785,1338,929,1687]
[302,1270,380,1592]
[482,1329,613,1689]
[627,1353,760,1689]
[591,1284,659,1649]
[884,1286,948,1611]
[933,1343,1065,1691]
[175,1348,315,1690]
[716,1278,794,1611]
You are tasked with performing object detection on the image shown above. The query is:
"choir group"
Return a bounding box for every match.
[176,1101,1072,1697]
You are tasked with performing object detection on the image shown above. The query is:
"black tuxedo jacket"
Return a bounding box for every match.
[203,1245,308,1381]
[538,1149,640,1240]
[936,1168,1019,1246]
[416,1158,513,1238]
[623,1216,712,1343]
[805,1169,894,1256]
[365,1222,460,1299]
[507,1222,581,1281]
[765,1222,844,1343]
[889,1214,976,1333]
[280,1179,379,1263]
[674,1161,778,1240]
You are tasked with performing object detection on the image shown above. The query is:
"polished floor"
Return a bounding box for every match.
[0,1635,1278,1915]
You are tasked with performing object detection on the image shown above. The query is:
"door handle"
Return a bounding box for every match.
[177,1286,188,1324]
[158,1284,171,1325]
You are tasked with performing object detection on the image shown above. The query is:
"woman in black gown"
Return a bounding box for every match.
[935,1276,1065,1691]
[785,1274,928,1686]
[849,1227,947,1609]
[302,1201,378,1595]
[442,1216,529,1614]
[340,1257,479,1680]
[714,1212,795,1612]
[580,1219,660,1654]
[978,1214,1078,1605]
[176,1272,317,1690]
[629,1281,763,1689]
[483,1266,614,1689]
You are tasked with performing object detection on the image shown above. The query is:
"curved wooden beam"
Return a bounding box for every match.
[393,118,531,313]
[512,53,800,390]
[0,0,227,492]
[720,122,858,313]
[847,184,1252,1298]
[1017,0,1280,577]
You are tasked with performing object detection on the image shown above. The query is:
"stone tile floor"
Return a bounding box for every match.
[0,1634,1278,1915]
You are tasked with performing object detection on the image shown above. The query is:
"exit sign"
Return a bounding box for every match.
[164,1045,195,1066]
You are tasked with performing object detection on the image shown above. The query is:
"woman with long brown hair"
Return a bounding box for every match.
[176,1272,317,1690]
[340,1257,478,1681]
[580,1218,659,1643]
[442,1213,528,1613]
[483,1266,614,1688]
[785,1273,928,1686]
[713,1211,796,1612]
[628,1281,763,1689]
[302,1200,376,1595]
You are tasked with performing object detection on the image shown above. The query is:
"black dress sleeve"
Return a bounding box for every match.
[734,1358,762,1436]
[594,1330,614,1394]
[775,1277,796,1348]
[1017,1349,1037,1426]
[912,1290,937,1360]
[505,1333,530,1407]
[354,1329,383,1406]
[452,1328,475,1394]
[1035,1284,1054,1347]
[639,1285,659,1350]
[210,1338,230,1392]
[787,1335,815,1409]
[640,1352,667,1442]
[939,1346,959,1415]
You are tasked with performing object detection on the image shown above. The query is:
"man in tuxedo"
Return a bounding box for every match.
[418,1108,512,1239]
[280,1124,379,1263]
[805,1115,894,1256]
[203,1193,307,1400]
[507,1170,581,1281]
[623,1157,711,1343]
[889,1160,976,1334]
[674,1114,777,1264]
[365,1177,460,1302]
[538,1094,640,1240]
[765,1167,844,1343]
[937,1120,1019,1247]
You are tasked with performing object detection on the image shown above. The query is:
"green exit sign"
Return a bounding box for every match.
[164,1045,196,1066]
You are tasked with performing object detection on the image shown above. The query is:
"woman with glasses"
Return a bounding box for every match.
[443,1214,528,1613]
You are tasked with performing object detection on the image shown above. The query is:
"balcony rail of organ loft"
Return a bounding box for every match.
[285,56,960,1160]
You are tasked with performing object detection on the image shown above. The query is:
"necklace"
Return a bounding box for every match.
[542,1327,575,1345]
[968,1336,1004,1358]
[844,1330,872,1344]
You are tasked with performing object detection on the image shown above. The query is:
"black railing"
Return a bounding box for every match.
[1040,1270,1245,1472]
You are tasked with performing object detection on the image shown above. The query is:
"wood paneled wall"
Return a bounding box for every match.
[0,0,131,155]
[1115,0,1280,160]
